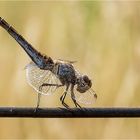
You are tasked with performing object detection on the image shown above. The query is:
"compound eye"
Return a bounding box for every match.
[83,75,92,88]
[83,75,89,83]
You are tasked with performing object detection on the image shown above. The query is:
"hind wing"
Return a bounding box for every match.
[25,62,61,95]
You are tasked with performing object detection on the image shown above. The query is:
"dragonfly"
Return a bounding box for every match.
[0,17,97,109]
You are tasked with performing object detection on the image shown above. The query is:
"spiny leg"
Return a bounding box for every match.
[60,85,69,108]
[35,83,63,112]
[40,83,63,90]
[60,91,69,108]
[37,93,41,108]
[71,85,82,108]
[34,92,41,112]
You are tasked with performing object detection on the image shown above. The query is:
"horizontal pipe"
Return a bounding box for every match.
[0,107,139,118]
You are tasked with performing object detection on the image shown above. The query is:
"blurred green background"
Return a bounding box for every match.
[0,1,140,139]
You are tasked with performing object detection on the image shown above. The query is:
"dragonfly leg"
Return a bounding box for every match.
[36,83,64,111]
[39,83,63,96]
[39,83,63,91]
[71,85,82,108]
[34,92,41,112]
[60,91,69,108]
[60,85,69,109]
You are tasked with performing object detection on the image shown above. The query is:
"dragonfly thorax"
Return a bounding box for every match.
[53,60,77,85]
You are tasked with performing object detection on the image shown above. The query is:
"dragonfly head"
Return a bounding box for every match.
[76,75,92,93]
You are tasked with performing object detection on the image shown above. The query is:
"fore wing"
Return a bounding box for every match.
[25,62,61,95]
[71,87,97,105]
[57,59,77,64]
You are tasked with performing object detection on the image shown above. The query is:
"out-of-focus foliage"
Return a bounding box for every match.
[0,1,140,139]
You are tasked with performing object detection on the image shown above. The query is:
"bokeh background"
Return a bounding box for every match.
[0,1,140,139]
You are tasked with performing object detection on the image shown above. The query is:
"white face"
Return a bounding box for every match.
[76,75,92,93]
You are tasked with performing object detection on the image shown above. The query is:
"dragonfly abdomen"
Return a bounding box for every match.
[0,17,53,70]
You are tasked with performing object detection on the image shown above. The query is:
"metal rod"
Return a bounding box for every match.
[0,107,139,118]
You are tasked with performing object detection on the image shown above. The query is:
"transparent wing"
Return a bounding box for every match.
[25,62,61,95]
[69,87,97,105]
[57,59,77,64]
